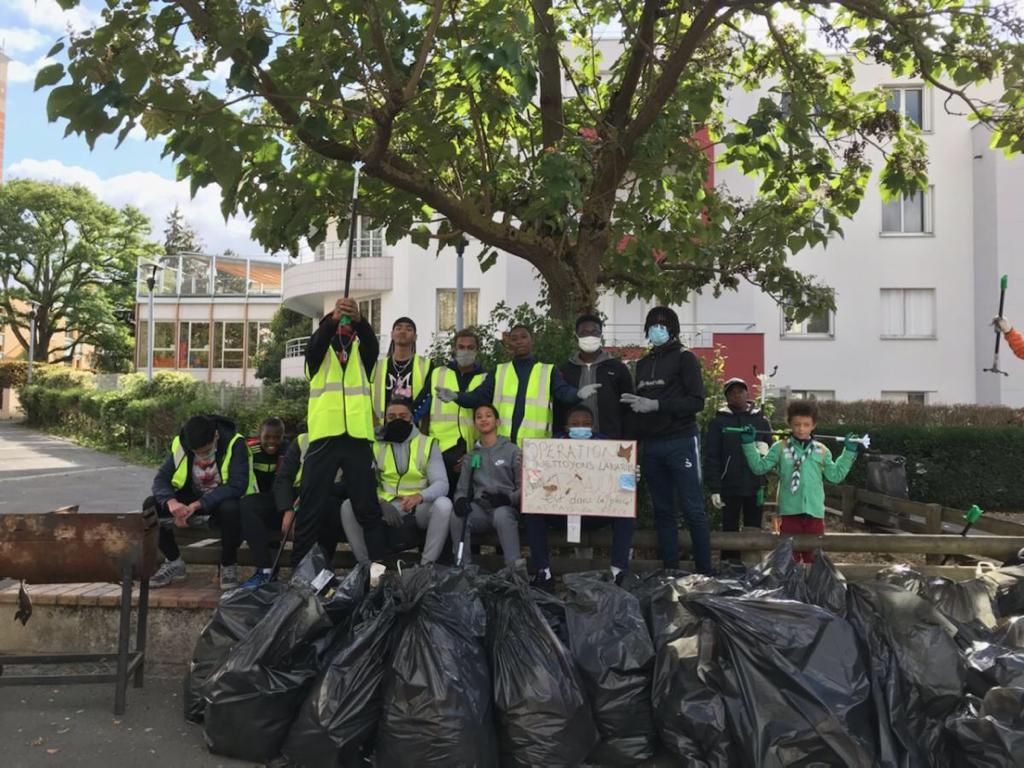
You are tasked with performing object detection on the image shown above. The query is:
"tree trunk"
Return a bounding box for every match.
[537,251,600,322]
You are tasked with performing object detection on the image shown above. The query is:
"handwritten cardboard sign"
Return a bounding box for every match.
[521,438,638,519]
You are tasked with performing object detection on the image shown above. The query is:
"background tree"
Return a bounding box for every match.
[39,1,1024,320]
[162,205,204,255]
[256,306,313,383]
[0,180,161,371]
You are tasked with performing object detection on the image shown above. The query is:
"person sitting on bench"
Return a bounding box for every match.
[340,397,452,565]
[449,404,522,568]
[145,414,255,589]
[526,405,635,590]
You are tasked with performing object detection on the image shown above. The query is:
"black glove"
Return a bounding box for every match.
[482,491,512,509]
[455,497,473,518]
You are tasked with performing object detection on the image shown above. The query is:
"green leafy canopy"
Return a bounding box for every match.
[40,0,1024,319]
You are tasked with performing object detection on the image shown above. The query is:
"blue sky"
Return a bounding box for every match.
[1,0,263,254]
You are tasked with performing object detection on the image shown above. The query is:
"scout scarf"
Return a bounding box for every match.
[784,438,814,494]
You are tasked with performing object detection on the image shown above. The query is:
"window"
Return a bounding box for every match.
[248,321,272,367]
[213,322,245,368]
[437,289,480,331]
[882,189,932,234]
[881,391,930,405]
[136,321,177,368]
[880,289,936,338]
[885,86,926,129]
[179,255,212,295]
[782,307,833,338]
[351,216,383,259]
[358,297,382,337]
[214,256,248,295]
[789,390,835,401]
[178,321,210,368]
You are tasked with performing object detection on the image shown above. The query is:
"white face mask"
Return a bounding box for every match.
[454,349,477,367]
[577,336,602,354]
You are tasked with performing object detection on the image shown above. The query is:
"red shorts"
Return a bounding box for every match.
[779,514,825,563]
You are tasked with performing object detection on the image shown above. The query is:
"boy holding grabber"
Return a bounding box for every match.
[738,400,860,563]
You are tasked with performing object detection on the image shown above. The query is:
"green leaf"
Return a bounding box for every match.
[34,63,65,91]
[47,41,65,58]
[410,225,431,250]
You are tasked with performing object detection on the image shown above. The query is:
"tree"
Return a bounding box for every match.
[0,180,161,370]
[256,306,313,382]
[39,1,1024,320]
[163,205,204,255]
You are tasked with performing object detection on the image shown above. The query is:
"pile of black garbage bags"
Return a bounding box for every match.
[183,542,1024,767]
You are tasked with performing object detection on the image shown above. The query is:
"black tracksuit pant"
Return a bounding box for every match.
[241,490,345,568]
[144,490,242,566]
[720,494,764,561]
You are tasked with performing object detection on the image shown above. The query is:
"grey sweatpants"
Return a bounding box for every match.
[341,496,453,564]
[450,503,520,567]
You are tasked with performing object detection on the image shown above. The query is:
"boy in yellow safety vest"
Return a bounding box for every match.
[340,397,452,564]
[145,414,254,589]
[371,316,433,425]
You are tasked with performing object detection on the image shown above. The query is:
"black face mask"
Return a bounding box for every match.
[381,419,413,443]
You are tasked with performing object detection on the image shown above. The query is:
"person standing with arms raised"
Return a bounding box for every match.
[436,324,600,445]
[621,306,712,574]
[296,296,379,566]
[372,317,432,425]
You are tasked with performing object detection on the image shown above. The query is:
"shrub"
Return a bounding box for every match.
[795,399,1023,428]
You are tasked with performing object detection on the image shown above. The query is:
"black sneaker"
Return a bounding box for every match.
[531,571,556,592]
[613,570,627,587]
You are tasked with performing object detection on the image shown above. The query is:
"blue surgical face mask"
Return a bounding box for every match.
[568,426,593,440]
[647,324,670,346]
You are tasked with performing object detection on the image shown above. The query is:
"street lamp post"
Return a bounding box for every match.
[455,236,468,331]
[143,262,161,381]
[26,300,40,384]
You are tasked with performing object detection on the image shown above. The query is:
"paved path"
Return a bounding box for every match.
[0,422,153,514]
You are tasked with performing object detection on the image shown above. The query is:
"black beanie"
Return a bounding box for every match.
[644,306,680,338]
[392,316,417,332]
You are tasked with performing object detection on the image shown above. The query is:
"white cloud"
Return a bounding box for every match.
[6,54,52,83]
[7,0,100,34]
[0,26,49,56]
[8,158,272,256]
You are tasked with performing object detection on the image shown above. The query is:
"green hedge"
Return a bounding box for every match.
[817,423,1024,511]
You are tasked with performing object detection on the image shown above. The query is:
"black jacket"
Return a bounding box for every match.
[273,439,302,513]
[304,314,379,380]
[248,437,289,495]
[629,339,705,439]
[152,415,250,510]
[558,352,634,439]
[704,405,772,496]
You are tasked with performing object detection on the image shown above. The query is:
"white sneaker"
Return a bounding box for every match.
[220,564,239,591]
[150,559,186,588]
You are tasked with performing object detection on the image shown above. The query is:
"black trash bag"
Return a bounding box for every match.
[923,576,1001,628]
[978,565,1024,619]
[622,570,690,646]
[875,564,928,596]
[845,582,966,767]
[183,580,289,723]
[744,539,809,602]
[941,687,1024,767]
[964,640,1024,697]
[530,586,570,647]
[693,593,879,768]
[865,454,909,498]
[282,576,401,768]
[805,549,848,617]
[485,574,597,768]
[202,552,368,762]
[563,574,656,765]
[374,565,496,768]
[990,616,1024,649]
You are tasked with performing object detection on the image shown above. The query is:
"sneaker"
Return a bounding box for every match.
[531,570,556,592]
[220,564,239,591]
[240,570,273,590]
[613,570,628,587]
[150,559,186,588]
[186,514,210,528]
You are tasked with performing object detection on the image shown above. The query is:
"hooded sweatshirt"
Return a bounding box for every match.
[374,426,449,503]
[152,415,250,510]
[629,339,705,440]
[454,435,522,506]
[704,404,772,496]
[558,350,634,439]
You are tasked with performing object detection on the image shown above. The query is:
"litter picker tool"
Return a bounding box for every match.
[270,506,298,578]
[723,427,871,450]
[339,160,365,325]
[984,274,1010,377]
[941,505,984,565]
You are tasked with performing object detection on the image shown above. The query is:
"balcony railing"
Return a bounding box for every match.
[136,253,284,298]
[284,336,310,358]
[604,322,757,348]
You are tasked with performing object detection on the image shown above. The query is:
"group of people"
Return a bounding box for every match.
[145,295,861,590]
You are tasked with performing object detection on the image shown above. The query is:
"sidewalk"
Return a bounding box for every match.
[0,422,153,514]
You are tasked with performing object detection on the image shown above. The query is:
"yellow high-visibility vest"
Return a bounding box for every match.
[427,367,487,451]
[371,354,429,423]
[374,433,436,501]
[306,338,374,443]
[293,433,310,488]
[493,361,553,445]
[170,433,256,495]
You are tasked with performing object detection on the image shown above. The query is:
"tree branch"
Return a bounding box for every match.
[402,0,445,103]
[531,0,564,147]
[605,0,660,131]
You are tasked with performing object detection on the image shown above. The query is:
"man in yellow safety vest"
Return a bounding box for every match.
[297,296,379,566]
[145,414,255,589]
[436,324,600,445]
[340,397,452,564]
[371,316,433,425]
[424,328,488,494]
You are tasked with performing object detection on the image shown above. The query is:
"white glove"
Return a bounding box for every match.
[620,393,658,413]
[435,386,458,403]
[710,493,725,509]
[993,316,1011,334]
[576,383,602,400]
[755,441,770,457]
